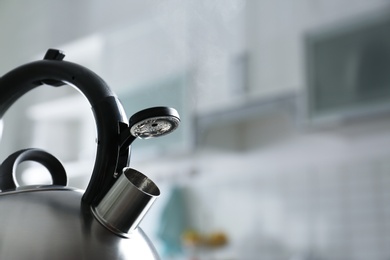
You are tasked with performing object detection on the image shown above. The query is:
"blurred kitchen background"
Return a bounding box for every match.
[1,0,390,259]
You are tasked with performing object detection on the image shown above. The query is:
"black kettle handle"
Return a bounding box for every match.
[0,148,67,191]
[0,49,130,205]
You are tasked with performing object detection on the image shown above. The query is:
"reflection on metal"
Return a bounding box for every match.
[131,116,180,139]
[92,168,160,238]
[0,188,159,259]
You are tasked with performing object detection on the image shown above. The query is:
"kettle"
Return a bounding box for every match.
[0,49,180,259]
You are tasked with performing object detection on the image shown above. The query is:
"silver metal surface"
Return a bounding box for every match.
[0,119,3,140]
[93,168,160,237]
[130,116,180,139]
[0,187,160,260]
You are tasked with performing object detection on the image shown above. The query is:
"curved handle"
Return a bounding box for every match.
[0,148,67,191]
[0,49,130,204]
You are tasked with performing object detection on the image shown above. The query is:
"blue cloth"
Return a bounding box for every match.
[157,186,188,256]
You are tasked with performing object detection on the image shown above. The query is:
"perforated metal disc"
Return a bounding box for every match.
[130,116,180,139]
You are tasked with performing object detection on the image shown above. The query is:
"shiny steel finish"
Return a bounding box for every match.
[0,187,160,260]
[0,119,3,139]
[130,116,180,139]
[93,168,160,237]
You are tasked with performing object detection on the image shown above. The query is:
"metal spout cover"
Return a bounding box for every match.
[92,168,160,237]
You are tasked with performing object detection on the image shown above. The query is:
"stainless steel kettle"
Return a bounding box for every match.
[0,49,180,259]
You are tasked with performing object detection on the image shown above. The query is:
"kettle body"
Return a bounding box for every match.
[0,186,159,259]
[0,49,180,259]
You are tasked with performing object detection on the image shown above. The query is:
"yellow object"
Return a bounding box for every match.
[182,230,228,248]
[205,232,228,248]
[182,230,203,246]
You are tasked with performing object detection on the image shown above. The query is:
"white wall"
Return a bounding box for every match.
[170,1,390,259]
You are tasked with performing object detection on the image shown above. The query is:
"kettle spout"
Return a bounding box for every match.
[91,168,160,237]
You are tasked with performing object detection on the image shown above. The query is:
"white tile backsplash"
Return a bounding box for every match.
[181,140,390,259]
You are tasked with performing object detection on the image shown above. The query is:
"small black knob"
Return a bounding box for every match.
[43,49,65,61]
